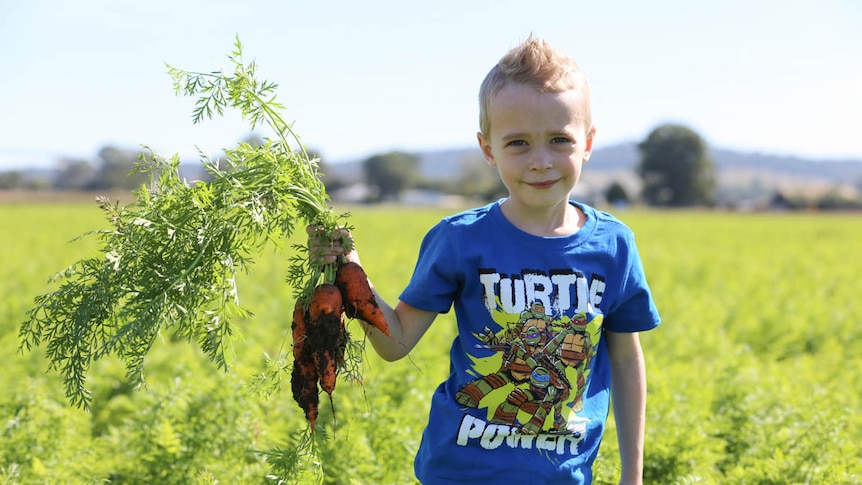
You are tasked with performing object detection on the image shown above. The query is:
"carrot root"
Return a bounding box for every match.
[292,282,349,432]
[291,358,320,431]
[335,261,390,336]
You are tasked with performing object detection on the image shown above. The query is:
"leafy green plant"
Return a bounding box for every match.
[19,37,348,411]
[16,37,368,483]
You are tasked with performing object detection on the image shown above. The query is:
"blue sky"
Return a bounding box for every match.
[1,0,860,170]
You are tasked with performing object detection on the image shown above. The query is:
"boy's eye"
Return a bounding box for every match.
[551,137,573,144]
[506,139,528,147]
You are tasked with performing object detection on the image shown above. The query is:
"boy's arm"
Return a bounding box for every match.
[360,287,437,361]
[606,330,647,485]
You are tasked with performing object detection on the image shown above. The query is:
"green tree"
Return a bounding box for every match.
[456,154,507,202]
[637,124,716,207]
[54,158,96,190]
[0,170,23,189]
[94,145,150,190]
[362,151,420,202]
[303,147,347,193]
[605,181,630,206]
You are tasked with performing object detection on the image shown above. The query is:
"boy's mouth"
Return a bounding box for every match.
[526,179,558,189]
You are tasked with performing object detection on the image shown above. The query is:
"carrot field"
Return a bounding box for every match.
[1,202,859,484]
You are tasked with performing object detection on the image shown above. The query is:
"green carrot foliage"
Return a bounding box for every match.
[19,37,349,411]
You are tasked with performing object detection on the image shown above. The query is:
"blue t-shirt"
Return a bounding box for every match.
[399,201,660,484]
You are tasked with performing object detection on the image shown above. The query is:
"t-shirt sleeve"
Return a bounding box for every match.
[399,221,459,313]
[603,233,661,333]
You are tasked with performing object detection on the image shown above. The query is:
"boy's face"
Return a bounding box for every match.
[477,83,595,216]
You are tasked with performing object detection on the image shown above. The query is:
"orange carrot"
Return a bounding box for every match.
[308,284,343,321]
[306,284,344,368]
[314,348,338,395]
[291,357,320,431]
[291,300,327,431]
[295,283,346,429]
[336,261,390,336]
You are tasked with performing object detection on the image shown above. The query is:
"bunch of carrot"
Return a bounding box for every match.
[291,260,390,431]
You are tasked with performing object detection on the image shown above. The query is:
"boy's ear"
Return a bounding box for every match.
[583,125,597,162]
[477,132,496,167]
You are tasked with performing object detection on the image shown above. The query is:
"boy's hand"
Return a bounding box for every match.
[306,225,359,265]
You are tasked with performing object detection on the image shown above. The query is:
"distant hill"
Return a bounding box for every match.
[10,142,861,202]
[330,142,862,198]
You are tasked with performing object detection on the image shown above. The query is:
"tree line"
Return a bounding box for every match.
[2,124,858,210]
[320,123,720,207]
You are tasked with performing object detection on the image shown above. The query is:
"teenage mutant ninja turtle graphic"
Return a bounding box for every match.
[455,302,597,435]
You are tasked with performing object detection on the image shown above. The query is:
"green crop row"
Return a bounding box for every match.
[1,204,859,484]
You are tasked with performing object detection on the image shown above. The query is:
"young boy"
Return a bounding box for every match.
[313,36,660,484]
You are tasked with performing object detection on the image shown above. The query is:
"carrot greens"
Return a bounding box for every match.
[19,37,350,411]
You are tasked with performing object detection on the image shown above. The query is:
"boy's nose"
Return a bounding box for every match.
[529,149,553,171]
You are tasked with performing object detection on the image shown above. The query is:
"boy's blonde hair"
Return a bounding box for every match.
[478,36,592,136]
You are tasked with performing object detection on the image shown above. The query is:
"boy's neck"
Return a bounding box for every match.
[499,199,585,237]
